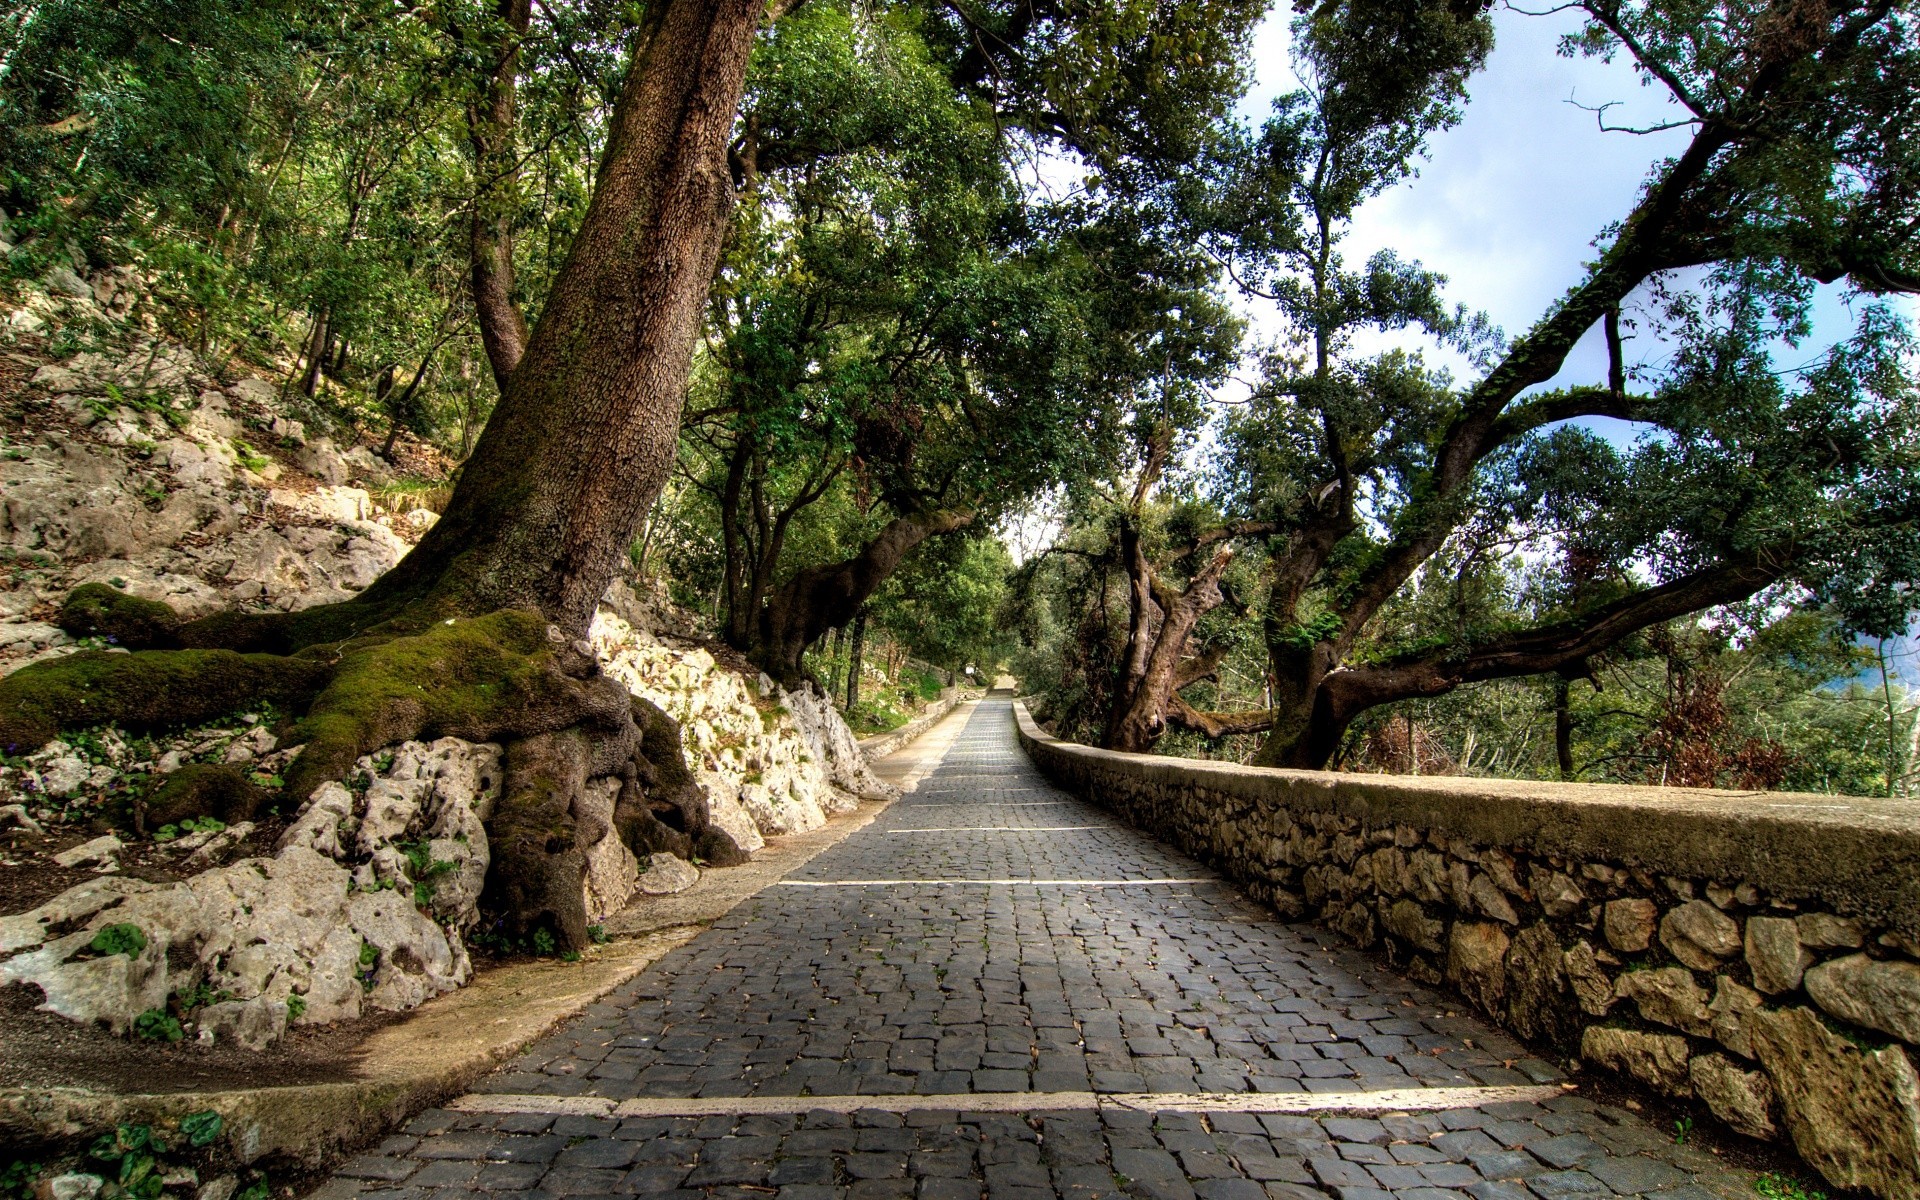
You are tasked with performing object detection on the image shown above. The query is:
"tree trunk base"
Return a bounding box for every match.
[1,586,708,953]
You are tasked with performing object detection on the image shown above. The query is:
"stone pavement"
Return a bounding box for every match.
[317,698,1764,1200]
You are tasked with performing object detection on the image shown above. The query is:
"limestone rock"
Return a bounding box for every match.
[637,853,700,896]
[1580,1026,1692,1097]
[1689,1052,1777,1139]
[1614,966,1712,1036]
[1660,900,1741,970]
[52,834,123,868]
[1604,898,1658,952]
[1383,898,1444,953]
[1749,1005,1920,1198]
[1803,954,1920,1044]
[1563,940,1616,1016]
[35,1174,103,1200]
[196,997,289,1051]
[1709,976,1764,1059]
[1746,916,1814,994]
[1505,923,1577,1046]
[1532,868,1584,919]
[1795,913,1864,950]
[578,776,639,921]
[1447,921,1509,1016]
[1468,872,1518,925]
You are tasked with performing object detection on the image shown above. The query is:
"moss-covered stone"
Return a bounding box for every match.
[56,584,184,649]
[141,763,267,828]
[0,648,328,754]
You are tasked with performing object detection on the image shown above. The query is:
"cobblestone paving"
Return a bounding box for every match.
[317,699,1761,1200]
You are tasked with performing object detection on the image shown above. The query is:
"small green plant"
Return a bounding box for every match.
[134,1008,184,1042]
[91,923,149,958]
[531,928,556,956]
[179,1110,223,1148]
[587,924,610,945]
[230,439,270,472]
[1,1160,46,1200]
[560,949,581,963]
[89,1123,163,1199]
[1671,1116,1692,1145]
[1755,1174,1826,1200]
[358,941,377,967]
[235,1181,270,1200]
[286,994,307,1021]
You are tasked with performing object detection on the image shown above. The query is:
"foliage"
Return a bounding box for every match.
[89,923,149,958]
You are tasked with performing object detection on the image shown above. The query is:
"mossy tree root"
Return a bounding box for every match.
[12,586,717,953]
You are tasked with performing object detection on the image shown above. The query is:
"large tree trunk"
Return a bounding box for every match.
[469,0,533,391]
[748,510,973,687]
[1104,546,1235,753]
[359,0,765,635]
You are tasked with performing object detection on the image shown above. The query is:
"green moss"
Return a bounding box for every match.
[0,648,327,755]
[142,763,266,828]
[281,609,592,800]
[56,585,183,649]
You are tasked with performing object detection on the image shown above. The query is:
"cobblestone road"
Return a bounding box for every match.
[321,699,1762,1200]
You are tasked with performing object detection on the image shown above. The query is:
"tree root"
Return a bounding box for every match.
[5,586,718,952]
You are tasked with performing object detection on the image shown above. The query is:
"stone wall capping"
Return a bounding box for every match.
[1011,702,1920,934]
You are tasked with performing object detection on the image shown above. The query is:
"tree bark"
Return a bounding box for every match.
[1263,554,1784,768]
[747,509,974,687]
[359,0,766,635]
[1104,546,1235,753]
[1554,674,1575,781]
[845,609,866,709]
[469,0,534,391]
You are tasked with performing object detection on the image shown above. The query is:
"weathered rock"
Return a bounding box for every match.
[1506,923,1577,1045]
[636,853,699,896]
[196,996,289,1051]
[1746,916,1815,994]
[1580,1026,1692,1097]
[1604,898,1658,952]
[1383,898,1444,953]
[1661,899,1741,970]
[1563,940,1616,1016]
[52,834,123,869]
[1468,873,1518,925]
[1749,1005,1920,1198]
[1795,912,1864,950]
[1689,1052,1777,1139]
[1803,954,1920,1044]
[1447,921,1509,1016]
[35,1174,103,1200]
[1709,976,1764,1059]
[1614,966,1712,1036]
[1532,868,1584,918]
[578,776,639,920]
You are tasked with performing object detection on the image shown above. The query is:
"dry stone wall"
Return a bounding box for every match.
[1014,703,1920,1199]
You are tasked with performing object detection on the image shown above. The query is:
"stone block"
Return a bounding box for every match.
[1708,976,1763,1059]
[1562,941,1615,1016]
[1613,967,1711,1036]
[1505,924,1577,1047]
[1660,900,1740,970]
[1384,899,1444,954]
[1447,921,1509,1017]
[1468,873,1519,925]
[1603,899,1657,953]
[1579,1026,1691,1097]
[1795,913,1864,950]
[1745,917,1813,994]
[1688,1052,1776,1139]
[1803,953,1920,1044]
[1749,1005,1920,1198]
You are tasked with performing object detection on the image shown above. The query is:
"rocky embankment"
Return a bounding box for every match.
[0,262,897,1051]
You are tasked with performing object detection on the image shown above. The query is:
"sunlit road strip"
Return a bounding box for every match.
[450,1085,1569,1120]
[884,826,1105,834]
[775,877,1218,888]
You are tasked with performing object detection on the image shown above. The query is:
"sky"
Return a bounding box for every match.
[1231,4,1916,399]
